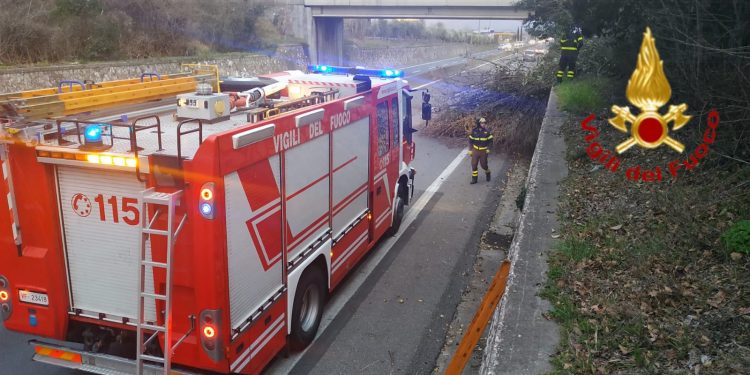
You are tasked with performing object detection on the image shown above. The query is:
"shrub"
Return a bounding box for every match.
[721,220,750,255]
[575,36,616,77]
[555,77,610,115]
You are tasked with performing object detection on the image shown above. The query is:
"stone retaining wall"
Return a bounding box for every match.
[0,42,492,93]
[480,90,563,375]
[0,45,308,93]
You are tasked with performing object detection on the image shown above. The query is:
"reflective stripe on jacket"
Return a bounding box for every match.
[560,37,582,52]
[469,127,493,150]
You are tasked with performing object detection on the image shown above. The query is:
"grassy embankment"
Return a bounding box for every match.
[545,77,750,374]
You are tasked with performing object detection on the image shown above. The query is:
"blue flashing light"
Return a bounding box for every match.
[308,65,405,79]
[200,202,213,217]
[379,69,403,78]
[84,125,103,143]
[383,70,402,77]
[311,64,338,74]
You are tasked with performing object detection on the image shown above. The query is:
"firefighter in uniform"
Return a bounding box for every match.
[468,117,493,184]
[556,27,584,82]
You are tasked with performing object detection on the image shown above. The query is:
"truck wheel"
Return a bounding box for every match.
[290,266,326,350]
[388,196,405,236]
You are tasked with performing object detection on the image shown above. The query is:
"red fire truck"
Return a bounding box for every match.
[0,65,419,374]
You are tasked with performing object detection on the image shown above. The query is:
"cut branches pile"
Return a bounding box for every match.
[425,56,554,157]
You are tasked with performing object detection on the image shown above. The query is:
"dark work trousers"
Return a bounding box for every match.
[557,53,578,79]
[471,150,489,176]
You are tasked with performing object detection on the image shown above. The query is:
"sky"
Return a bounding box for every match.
[425,19,523,32]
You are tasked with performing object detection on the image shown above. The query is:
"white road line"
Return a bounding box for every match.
[466,53,515,72]
[404,55,472,70]
[266,150,468,375]
[413,79,443,90]
[403,48,505,74]
[411,53,515,90]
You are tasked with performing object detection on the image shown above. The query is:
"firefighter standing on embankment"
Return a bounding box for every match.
[556,27,584,82]
[468,117,493,184]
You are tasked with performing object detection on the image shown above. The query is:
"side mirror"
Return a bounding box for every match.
[421,91,432,121]
[421,102,432,121]
[403,89,416,144]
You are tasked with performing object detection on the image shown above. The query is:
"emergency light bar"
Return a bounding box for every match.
[308,65,404,78]
[35,147,148,173]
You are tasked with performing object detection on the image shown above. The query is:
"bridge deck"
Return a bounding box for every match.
[305,0,531,19]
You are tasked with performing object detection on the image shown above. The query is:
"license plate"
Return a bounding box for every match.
[19,290,49,306]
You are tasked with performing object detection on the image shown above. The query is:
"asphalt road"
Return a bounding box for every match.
[0,47,521,375]
[401,48,512,77]
[266,137,508,375]
[0,323,76,374]
[266,49,517,375]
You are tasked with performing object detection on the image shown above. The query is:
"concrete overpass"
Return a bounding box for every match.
[278,0,532,65]
[306,0,530,19]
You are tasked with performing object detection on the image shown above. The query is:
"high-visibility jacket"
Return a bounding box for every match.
[469,126,493,151]
[560,35,583,56]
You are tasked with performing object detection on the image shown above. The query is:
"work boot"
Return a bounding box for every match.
[470,175,478,184]
[486,172,491,182]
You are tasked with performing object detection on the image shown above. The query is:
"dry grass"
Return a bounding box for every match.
[544,111,750,374]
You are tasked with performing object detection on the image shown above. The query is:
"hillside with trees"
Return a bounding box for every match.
[0,0,293,64]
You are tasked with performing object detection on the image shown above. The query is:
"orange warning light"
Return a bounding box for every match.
[201,188,213,201]
[203,326,216,338]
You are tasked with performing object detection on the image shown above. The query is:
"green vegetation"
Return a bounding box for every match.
[0,0,292,64]
[519,1,750,373]
[557,237,597,262]
[520,0,749,165]
[554,78,610,115]
[722,220,750,255]
[544,128,750,372]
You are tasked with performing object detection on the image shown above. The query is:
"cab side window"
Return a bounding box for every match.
[390,97,400,148]
[402,90,414,144]
[377,101,389,156]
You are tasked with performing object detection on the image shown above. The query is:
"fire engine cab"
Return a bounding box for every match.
[0,64,419,374]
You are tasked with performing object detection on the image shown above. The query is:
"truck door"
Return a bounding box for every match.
[224,156,285,332]
[56,166,156,322]
[371,99,399,237]
[401,90,417,165]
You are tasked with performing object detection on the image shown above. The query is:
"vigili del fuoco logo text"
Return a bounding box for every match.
[580,27,720,182]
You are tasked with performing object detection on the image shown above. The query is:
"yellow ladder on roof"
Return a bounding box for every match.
[0,69,218,120]
[181,64,221,93]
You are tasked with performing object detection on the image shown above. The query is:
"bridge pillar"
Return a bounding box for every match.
[310,17,344,65]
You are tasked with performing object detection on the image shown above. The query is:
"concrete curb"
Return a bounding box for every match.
[479,90,567,374]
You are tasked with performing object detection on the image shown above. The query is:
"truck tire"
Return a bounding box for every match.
[388,196,405,237]
[289,266,326,350]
